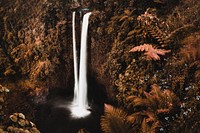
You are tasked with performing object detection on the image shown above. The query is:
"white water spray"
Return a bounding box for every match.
[70,11,91,118]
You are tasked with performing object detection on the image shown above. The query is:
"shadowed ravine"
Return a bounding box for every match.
[35,76,108,133]
[35,96,103,133]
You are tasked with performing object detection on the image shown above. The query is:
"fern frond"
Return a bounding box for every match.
[144,91,159,109]
[150,84,164,99]
[151,121,160,131]
[141,119,151,133]
[144,84,179,114]
[146,25,171,46]
[127,112,146,124]
[126,96,147,108]
[101,104,133,133]
[119,16,129,22]
[126,95,138,101]
[145,112,156,123]
[130,44,171,60]
[141,119,159,133]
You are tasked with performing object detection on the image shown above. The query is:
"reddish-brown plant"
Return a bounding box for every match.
[130,44,171,60]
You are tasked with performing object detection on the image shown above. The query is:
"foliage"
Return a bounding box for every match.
[130,44,171,60]
[127,84,179,113]
[105,0,200,132]
[0,0,71,88]
[166,0,200,31]
[101,104,133,133]
[101,84,179,133]
[101,99,172,133]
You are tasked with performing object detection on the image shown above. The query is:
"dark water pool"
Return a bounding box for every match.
[35,77,108,133]
[35,96,104,133]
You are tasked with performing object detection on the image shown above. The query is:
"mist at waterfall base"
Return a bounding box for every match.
[35,12,107,133]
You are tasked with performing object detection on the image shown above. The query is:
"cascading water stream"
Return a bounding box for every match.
[72,12,79,105]
[70,11,92,118]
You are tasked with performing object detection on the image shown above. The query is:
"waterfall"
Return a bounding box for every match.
[78,12,91,108]
[70,11,91,118]
[72,12,79,105]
